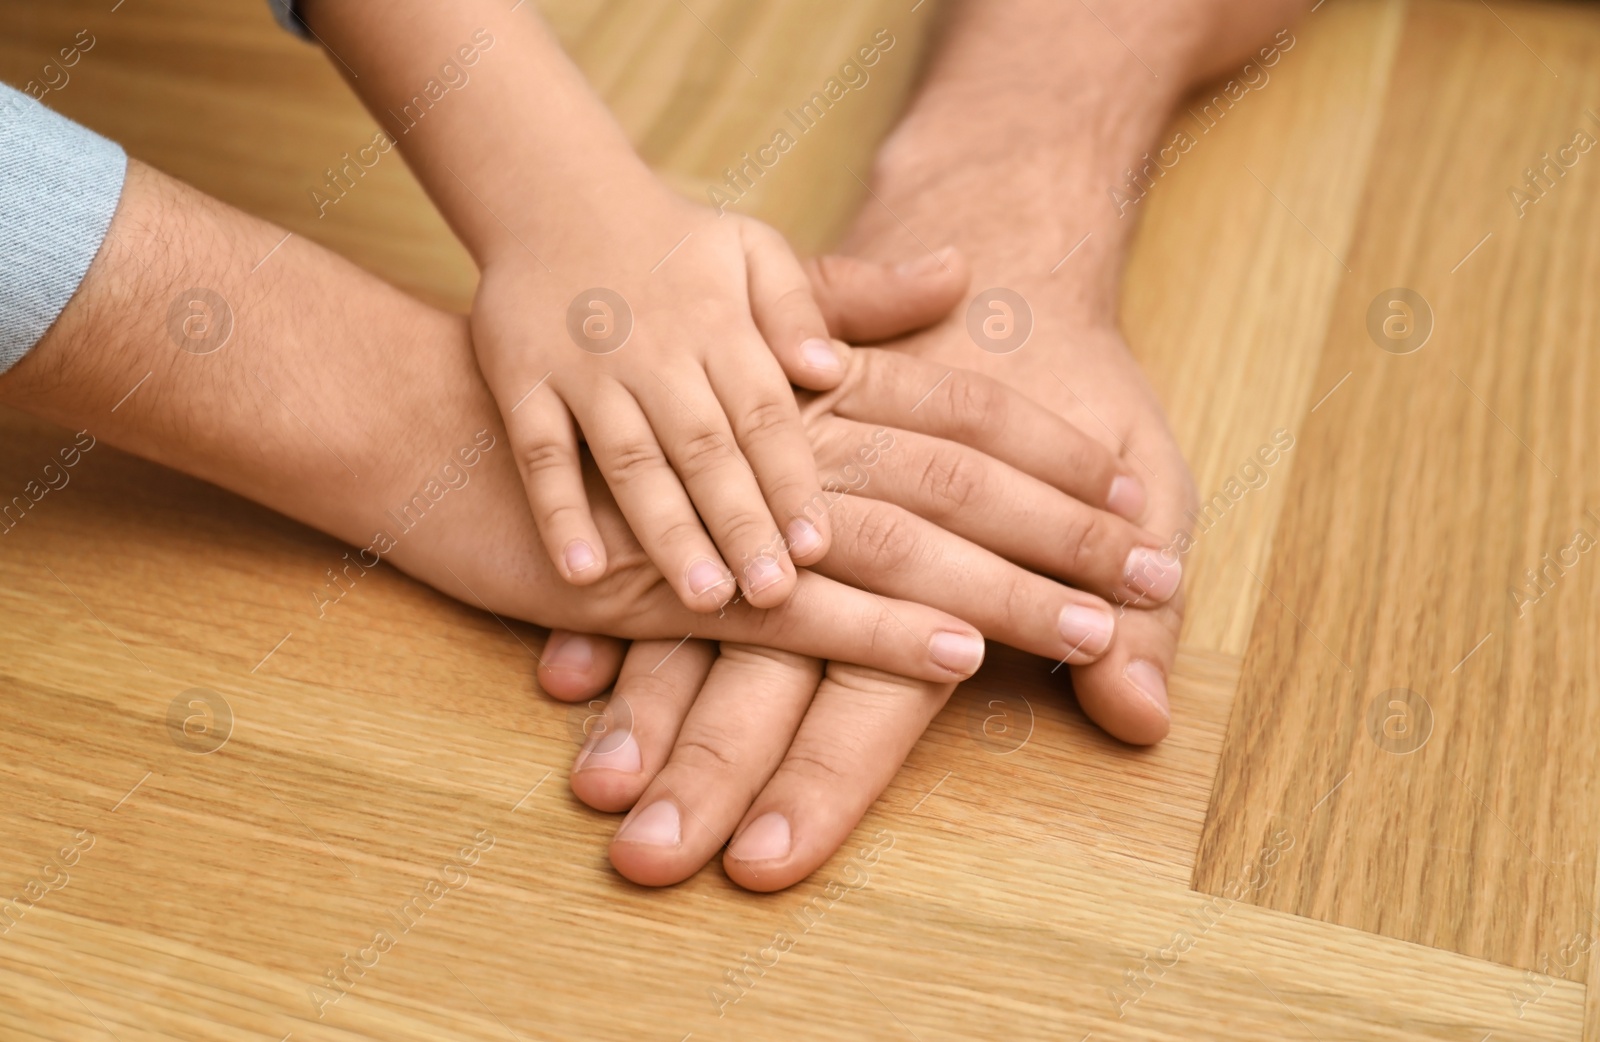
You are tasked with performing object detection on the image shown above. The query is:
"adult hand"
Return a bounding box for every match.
[534,257,1178,891]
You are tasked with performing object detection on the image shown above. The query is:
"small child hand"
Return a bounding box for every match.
[471,187,848,611]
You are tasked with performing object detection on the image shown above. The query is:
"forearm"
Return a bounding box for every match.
[297,0,658,266]
[0,160,531,592]
[848,0,1308,324]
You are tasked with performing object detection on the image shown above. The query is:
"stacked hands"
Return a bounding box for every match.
[268,0,1198,892]
[442,243,1187,893]
[427,205,1190,891]
[0,0,1280,894]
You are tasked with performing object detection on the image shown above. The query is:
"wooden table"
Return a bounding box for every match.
[3,0,1598,1038]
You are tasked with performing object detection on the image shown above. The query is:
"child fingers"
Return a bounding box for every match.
[579,385,737,612]
[707,349,832,568]
[638,372,797,608]
[742,220,847,390]
[568,637,717,815]
[503,388,609,583]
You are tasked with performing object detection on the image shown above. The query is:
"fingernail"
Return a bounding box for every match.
[1106,475,1146,520]
[1124,659,1170,719]
[800,337,841,375]
[729,812,792,863]
[575,724,640,773]
[1123,547,1182,602]
[543,632,592,673]
[1058,604,1115,656]
[616,801,680,847]
[687,558,732,597]
[896,246,956,277]
[744,555,785,594]
[929,630,986,676]
[787,518,822,558]
[563,539,599,576]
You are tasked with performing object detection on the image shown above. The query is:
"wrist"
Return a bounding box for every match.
[839,0,1252,328]
[473,163,693,274]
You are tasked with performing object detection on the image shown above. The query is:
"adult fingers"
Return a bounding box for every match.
[813,350,1147,521]
[698,569,986,683]
[743,220,843,390]
[608,645,825,886]
[1068,427,1195,745]
[724,661,952,891]
[813,419,1179,604]
[1069,591,1184,746]
[813,494,1118,665]
[803,248,969,345]
[537,630,629,702]
[568,637,718,814]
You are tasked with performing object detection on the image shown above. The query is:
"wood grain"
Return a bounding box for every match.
[1196,0,1600,979]
[4,0,1598,1037]
[1123,0,1407,655]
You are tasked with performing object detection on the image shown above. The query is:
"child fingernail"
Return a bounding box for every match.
[745,555,784,593]
[929,630,986,676]
[800,337,841,374]
[786,518,822,558]
[616,801,680,847]
[1124,659,1170,719]
[564,539,598,576]
[688,558,731,596]
[729,812,792,863]
[1123,547,1182,602]
[1058,604,1114,656]
[1106,475,1146,520]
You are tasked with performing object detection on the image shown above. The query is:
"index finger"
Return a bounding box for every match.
[811,348,1147,521]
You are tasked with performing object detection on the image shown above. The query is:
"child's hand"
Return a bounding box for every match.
[471,188,850,612]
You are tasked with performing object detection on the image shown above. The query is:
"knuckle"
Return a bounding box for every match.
[673,729,743,774]
[538,501,588,533]
[740,398,799,442]
[515,439,572,480]
[613,670,685,706]
[918,450,983,516]
[775,747,852,788]
[719,510,778,552]
[654,516,708,551]
[677,429,735,474]
[1063,509,1113,578]
[770,284,817,317]
[849,506,914,572]
[945,374,1002,433]
[606,439,667,482]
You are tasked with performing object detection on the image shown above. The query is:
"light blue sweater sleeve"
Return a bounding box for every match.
[0,83,128,375]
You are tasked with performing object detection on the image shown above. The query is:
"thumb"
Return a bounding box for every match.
[804,246,969,344]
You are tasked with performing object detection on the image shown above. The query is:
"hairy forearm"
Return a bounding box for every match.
[297,0,657,266]
[848,0,1308,323]
[0,160,533,593]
